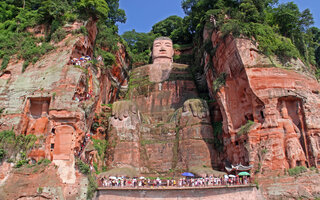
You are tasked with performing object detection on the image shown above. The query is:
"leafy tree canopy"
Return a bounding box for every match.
[180,0,319,67]
[121,29,157,66]
[151,15,192,44]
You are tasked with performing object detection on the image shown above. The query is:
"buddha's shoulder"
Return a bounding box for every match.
[130,65,151,76]
[172,63,189,70]
[130,63,190,75]
[168,63,193,81]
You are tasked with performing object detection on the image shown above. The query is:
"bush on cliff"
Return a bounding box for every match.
[0,148,5,161]
[237,120,255,136]
[288,166,307,176]
[76,158,90,175]
[51,27,67,43]
[0,130,37,161]
[212,72,226,93]
[1,55,10,70]
[87,174,98,200]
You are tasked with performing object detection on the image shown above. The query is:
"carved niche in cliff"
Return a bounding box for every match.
[19,95,85,162]
[277,97,308,168]
[21,97,51,136]
[52,125,75,160]
[309,132,320,167]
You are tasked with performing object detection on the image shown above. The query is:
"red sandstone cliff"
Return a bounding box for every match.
[0,19,130,199]
[203,27,320,176]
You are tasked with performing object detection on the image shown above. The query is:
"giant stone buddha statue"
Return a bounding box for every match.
[107,37,215,174]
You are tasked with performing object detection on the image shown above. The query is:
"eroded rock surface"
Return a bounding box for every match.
[203,29,320,175]
[0,19,130,199]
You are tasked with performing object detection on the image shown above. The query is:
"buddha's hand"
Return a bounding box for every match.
[111,100,138,120]
[183,99,209,118]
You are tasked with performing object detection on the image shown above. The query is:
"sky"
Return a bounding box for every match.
[117,0,320,35]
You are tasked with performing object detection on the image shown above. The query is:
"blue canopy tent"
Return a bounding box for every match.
[181,172,195,177]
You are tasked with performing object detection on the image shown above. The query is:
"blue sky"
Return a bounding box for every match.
[117,0,320,35]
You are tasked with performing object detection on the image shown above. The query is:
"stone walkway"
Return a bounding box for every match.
[97,184,255,191]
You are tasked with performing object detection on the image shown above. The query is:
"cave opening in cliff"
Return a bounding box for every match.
[0,71,11,80]
[29,97,51,119]
[296,160,301,166]
[260,110,265,119]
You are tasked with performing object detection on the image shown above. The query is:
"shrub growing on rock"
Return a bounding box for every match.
[288,166,307,176]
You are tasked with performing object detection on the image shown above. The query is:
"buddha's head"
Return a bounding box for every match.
[152,37,174,64]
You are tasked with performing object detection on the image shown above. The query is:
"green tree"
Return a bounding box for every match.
[76,0,110,20]
[271,3,308,38]
[306,27,320,67]
[239,0,260,23]
[270,3,314,61]
[39,0,71,21]
[151,15,192,44]
[0,2,19,23]
[105,0,126,25]
[121,30,156,65]
[122,30,155,53]
[152,15,183,37]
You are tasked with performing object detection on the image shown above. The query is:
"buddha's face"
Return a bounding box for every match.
[152,39,174,62]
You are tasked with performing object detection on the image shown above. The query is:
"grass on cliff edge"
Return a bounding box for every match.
[288,166,307,176]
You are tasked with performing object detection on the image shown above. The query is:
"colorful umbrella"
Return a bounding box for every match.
[238,172,250,176]
[182,172,195,177]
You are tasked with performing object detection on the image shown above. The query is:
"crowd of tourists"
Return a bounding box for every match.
[70,55,92,66]
[72,89,93,102]
[98,175,251,188]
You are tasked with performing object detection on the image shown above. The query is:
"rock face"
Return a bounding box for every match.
[257,171,320,199]
[0,164,88,200]
[203,29,320,173]
[0,19,130,199]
